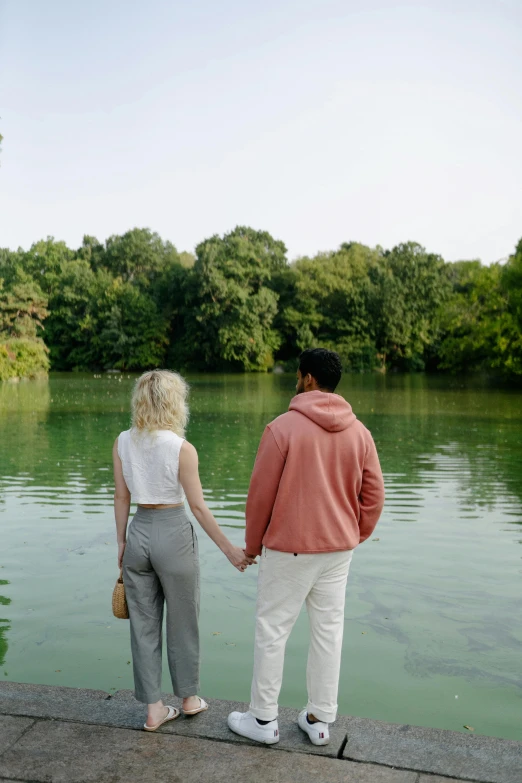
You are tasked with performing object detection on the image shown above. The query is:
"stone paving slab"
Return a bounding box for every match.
[0,719,418,783]
[338,715,522,783]
[0,681,109,722]
[0,716,34,755]
[0,683,347,758]
[110,689,346,757]
[418,777,471,783]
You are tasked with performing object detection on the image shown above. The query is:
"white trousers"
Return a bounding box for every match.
[249,548,353,724]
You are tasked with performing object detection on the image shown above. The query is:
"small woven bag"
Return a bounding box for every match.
[112,568,129,619]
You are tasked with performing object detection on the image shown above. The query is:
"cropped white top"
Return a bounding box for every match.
[117,429,185,504]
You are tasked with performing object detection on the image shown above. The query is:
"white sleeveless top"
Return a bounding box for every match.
[117,429,185,504]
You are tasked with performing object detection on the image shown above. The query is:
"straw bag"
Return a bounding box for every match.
[112,569,129,619]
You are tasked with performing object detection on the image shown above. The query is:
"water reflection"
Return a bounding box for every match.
[0,581,10,668]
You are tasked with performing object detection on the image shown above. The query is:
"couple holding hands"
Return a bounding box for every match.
[113,349,384,745]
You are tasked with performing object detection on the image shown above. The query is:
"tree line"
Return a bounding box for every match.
[1,226,521,380]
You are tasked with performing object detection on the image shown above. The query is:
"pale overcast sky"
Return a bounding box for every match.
[1,0,521,262]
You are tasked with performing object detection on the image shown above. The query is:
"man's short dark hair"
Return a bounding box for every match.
[298,348,342,392]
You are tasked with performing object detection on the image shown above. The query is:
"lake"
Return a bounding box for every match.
[0,372,521,741]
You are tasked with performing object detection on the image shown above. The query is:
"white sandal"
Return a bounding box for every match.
[143,705,180,731]
[182,697,209,716]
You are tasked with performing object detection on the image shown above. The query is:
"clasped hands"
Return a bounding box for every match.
[225,545,258,573]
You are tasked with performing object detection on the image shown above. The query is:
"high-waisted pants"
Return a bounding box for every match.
[122,506,200,703]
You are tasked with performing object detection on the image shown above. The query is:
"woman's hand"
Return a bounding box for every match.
[118,542,126,569]
[225,545,254,572]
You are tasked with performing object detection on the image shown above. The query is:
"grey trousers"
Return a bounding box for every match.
[122,506,200,703]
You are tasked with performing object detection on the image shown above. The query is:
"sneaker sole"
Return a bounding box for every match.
[228,720,280,745]
[309,736,330,745]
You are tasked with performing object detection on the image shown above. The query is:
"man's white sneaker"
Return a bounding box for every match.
[227,710,280,744]
[297,709,330,745]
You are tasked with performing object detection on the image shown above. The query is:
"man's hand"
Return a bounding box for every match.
[244,551,258,564]
[224,545,254,572]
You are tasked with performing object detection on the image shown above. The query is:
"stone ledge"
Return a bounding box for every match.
[0,719,417,783]
[109,689,345,757]
[0,683,344,759]
[419,777,475,783]
[337,715,522,783]
[0,680,109,706]
[0,681,520,783]
[0,680,110,724]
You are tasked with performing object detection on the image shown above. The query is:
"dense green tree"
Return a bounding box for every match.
[85,274,170,371]
[0,260,49,380]
[0,338,49,381]
[96,228,180,286]
[179,251,196,268]
[436,261,511,374]
[280,243,379,370]
[41,258,99,370]
[76,235,105,268]
[175,227,287,371]
[14,230,183,372]
[1,226,522,379]
[268,264,300,360]
[20,238,76,298]
[499,239,522,375]
[0,279,48,339]
[45,262,172,372]
[369,242,451,371]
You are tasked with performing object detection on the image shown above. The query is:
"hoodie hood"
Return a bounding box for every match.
[289,390,356,432]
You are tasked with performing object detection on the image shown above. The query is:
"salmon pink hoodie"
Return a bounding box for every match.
[245,390,385,556]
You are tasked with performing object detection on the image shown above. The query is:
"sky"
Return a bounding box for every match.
[0,0,521,263]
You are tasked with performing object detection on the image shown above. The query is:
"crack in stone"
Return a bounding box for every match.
[0,717,37,758]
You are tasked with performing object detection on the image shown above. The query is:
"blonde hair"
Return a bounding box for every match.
[131,370,189,436]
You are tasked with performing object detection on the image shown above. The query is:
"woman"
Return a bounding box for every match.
[113,370,253,731]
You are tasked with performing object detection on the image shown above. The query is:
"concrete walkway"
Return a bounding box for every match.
[0,682,520,783]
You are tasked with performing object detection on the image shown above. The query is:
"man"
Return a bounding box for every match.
[228,348,385,746]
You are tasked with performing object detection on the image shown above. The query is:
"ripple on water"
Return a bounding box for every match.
[0,373,521,741]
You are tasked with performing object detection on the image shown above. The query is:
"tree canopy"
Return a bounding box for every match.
[1,225,521,380]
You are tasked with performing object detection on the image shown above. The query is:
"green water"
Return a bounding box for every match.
[1,372,521,741]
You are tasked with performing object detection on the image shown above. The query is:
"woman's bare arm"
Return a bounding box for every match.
[113,438,131,568]
[179,441,254,571]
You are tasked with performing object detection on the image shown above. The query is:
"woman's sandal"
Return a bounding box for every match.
[182,697,209,716]
[143,705,180,731]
